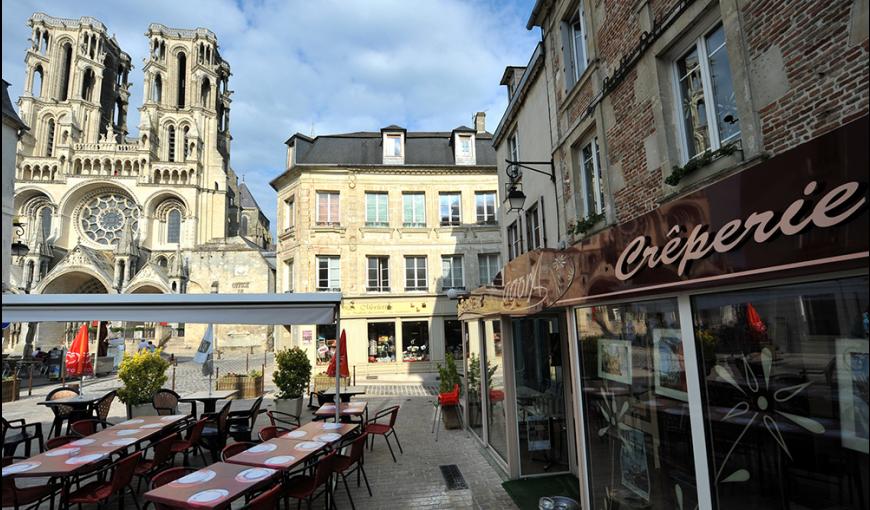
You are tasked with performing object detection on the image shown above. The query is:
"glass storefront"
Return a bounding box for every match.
[576,299,698,509]
[513,317,571,475]
[402,320,429,362]
[467,320,485,438]
[367,322,395,363]
[485,320,508,461]
[316,324,337,365]
[445,318,463,360]
[693,277,868,509]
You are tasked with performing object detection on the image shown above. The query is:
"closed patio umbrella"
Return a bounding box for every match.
[66,323,93,393]
[326,329,349,422]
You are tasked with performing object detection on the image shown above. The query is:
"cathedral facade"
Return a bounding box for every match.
[7,13,274,352]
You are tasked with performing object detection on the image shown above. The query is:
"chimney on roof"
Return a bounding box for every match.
[474,112,486,134]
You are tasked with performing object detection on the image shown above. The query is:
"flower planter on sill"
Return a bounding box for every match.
[217,373,264,399]
[2,378,20,403]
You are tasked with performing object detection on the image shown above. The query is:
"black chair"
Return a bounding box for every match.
[267,409,300,430]
[1,417,44,457]
[227,397,264,442]
[199,401,231,463]
[45,386,80,437]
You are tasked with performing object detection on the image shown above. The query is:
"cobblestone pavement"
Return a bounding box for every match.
[2,355,517,509]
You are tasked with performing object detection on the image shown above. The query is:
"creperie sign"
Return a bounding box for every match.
[615,180,867,281]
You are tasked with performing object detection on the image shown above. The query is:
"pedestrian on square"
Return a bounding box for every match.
[138,338,149,352]
[146,340,157,353]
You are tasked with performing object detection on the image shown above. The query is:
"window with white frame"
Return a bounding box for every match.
[674,22,740,161]
[577,137,605,218]
[383,133,404,163]
[402,192,426,227]
[525,203,542,249]
[316,255,340,291]
[439,192,461,226]
[508,220,523,260]
[366,256,390,292]
[508,131,520,173]
[478,253,501,285]
[283,259,294,292]
[283,196,295,231]
[315,191,340,226]
[562,3,589,90]
[405,256,427,291]
[441,255,464,290]
[456,133,475,164]
[365,192,389,227]
[475,191,497,224]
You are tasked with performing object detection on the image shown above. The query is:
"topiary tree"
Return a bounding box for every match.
[116,349,170,406]
[273,347,312,399]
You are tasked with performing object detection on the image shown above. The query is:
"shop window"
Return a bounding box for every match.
[402,321,429,362]
[484,320,507,460]
[439,192,461,226]
[476,191,497,224]
[692,277,868,509]
[366,256,390,292]
[368,322,395,363]
[444,319,463,361]
[675,22,741,162]
[365,192,389,227]
[315,324,336,365]
[403,192,426,227]
[575,299,699,509]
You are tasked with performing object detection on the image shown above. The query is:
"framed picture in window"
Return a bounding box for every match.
[597,338,632,384]
[836,338,869,454]
[620,426,650,501]
[653,328,688,402]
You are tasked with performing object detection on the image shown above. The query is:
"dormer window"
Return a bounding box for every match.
[455,133,475,165]
[382,126,406,164]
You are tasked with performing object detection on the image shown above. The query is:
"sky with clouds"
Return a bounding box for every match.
[2,0,540,231]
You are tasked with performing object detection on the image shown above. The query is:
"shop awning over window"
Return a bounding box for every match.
[1,292,341,325]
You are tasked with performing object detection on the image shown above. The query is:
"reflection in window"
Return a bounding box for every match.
[485,320,507,461]
[444,319,463,361]
[692,277,868,509]
[576,299,698,509]
[402,321,429,362]
[368,322,395,363]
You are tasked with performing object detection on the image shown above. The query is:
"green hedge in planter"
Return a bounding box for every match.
[116,349,170,406]
[273,347,311,399]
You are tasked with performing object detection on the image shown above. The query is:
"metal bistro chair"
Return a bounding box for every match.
[170,418,208,467]
[365,405,403,462]
[284,450,337,509]
[333,432,373,509]
[45,386,80,438]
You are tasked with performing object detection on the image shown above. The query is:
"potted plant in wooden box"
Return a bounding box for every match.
[117,349,169,418]
[273,347,311,417]
[217,369,264,398]
[2,376,20,403]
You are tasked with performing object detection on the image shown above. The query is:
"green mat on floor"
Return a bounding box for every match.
[502,473,581,510]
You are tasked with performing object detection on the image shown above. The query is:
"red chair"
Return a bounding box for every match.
[284,450,336,508]
[69,418,113,437]
[432,384,465,442]
[365,405,403,461]
[170,418,208,466]
[257,425,289,442]
[333,433,373,508]
[45,435,77,449]
[134,434,176,492]
[67,451,142,510]
[148,467,197,510]
[220,441,255,461]
[2,456,59,510]
[245,483,282,510]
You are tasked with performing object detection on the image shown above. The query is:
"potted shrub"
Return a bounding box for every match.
[2,376,20,403]
[116,349,170,418]
[217,369,264,399]
[273,347,311,417]
[436,353,463,429]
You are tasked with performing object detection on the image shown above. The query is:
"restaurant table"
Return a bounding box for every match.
[314,401,368,423]
[179,390,238,414]
[278,421,358,445]
[37,389,118,411]
[319,386,367,403]
[226,438,327,472]
[144,461,279,509]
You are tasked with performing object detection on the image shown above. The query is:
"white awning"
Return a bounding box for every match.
[1,293,341,325]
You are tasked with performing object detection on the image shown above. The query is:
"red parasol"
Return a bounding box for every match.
[746,303,767,334]
[326,329,350,378]
[65,323,93,377]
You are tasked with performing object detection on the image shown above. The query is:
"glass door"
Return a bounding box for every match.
[513,316,571,475]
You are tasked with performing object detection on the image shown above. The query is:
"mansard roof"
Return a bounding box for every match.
[2,80,27,130]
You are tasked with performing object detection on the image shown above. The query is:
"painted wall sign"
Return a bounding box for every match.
[459,116,869,319]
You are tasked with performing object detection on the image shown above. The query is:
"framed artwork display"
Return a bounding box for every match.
[598,338,632,384]
[653,328,688,401]
[836,338,869,454]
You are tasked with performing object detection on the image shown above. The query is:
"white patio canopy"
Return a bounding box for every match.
[1,292,342,325]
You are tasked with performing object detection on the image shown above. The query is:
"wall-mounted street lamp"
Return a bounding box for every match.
[507,186,527,213]
[11,218,29,258]
[503,158,563,244]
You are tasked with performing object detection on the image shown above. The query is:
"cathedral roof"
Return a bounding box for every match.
[2,80,28,130]
[238,182,262,210]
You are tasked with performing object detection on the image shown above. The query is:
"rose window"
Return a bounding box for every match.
[79,193,140,246]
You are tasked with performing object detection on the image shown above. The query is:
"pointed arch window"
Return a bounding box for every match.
[152,74,162,103]
[167,126,176,162]
[81,68,95,101]
[45,118,56,157]
[167,209,181,243]
[39,207,52,237]
[32,66,43,98]
[59,42,72,101]
[182,126,190,160]
[240,215,249,236]
[200,78,211,107]
[176,52,187,108]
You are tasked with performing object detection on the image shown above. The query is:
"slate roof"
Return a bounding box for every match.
[2,80,27,130]
[289,129,496,166]
[238,182,261,210]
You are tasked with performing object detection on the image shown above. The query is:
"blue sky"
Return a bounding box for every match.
[2,0,540,231]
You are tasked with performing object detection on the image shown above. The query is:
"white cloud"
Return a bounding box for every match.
[2,0,539,230]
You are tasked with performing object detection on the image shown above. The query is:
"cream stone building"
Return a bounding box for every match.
[271,115,501,381]
[5,13,274,354]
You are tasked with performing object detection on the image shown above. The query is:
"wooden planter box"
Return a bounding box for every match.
[312,374,350,393]
[216,374,264,399]
[2,378,21,403]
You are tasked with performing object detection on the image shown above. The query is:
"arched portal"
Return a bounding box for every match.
[36,271,110,348]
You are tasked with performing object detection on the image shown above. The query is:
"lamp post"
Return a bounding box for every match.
[504,159,562,242]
